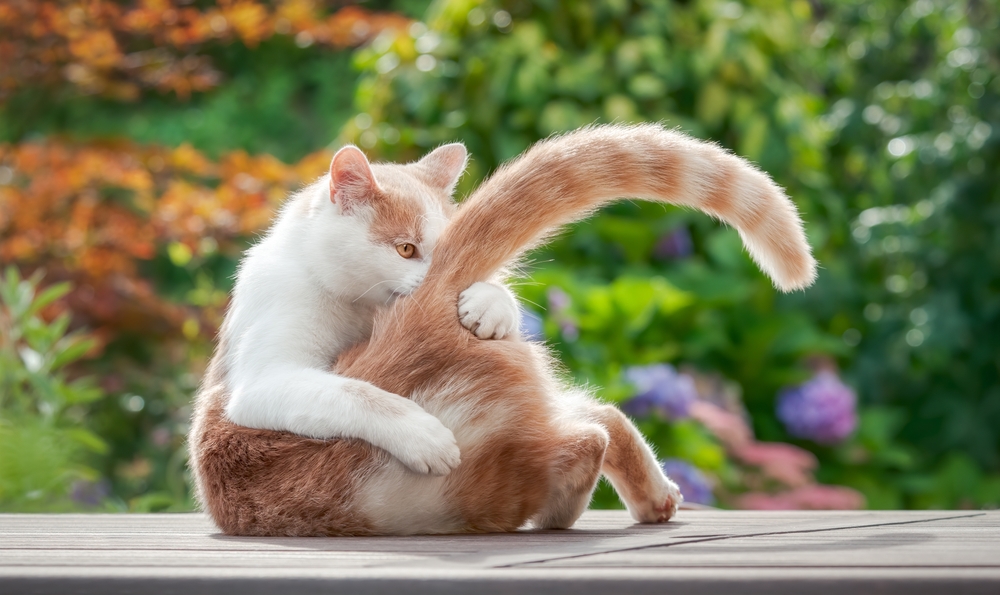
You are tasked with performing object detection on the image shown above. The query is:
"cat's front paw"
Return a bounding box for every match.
[629,477,683,523]
[386,408,462,476]
[458,282,519,340]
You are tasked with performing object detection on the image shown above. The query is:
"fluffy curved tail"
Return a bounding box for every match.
[423,124,816,294]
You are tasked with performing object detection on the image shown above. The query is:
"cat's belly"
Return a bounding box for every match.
[355,385,555,535]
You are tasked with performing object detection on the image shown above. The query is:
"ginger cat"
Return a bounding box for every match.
[189,124,816,535]
[218,143,519,476]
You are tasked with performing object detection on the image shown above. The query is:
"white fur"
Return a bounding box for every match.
[219,150,520,476]
[459,281,521,339]
[354,380,538,534]
[353,380,682,532]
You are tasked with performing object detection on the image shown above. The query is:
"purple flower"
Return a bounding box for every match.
[776,372,858,444]
[654,226,693,260]
[558,320,579,341]
[622,364,697,419]
[547,287,572,311]
[70,479,110,507]
[661,459,715,505]
[546,287,578,341]
[519,306,544,342]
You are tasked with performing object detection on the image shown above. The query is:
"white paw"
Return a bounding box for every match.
[458,282,519,340]
[629,476,683,523]
[386,408,461,476]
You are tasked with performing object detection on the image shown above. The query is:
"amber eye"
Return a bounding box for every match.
[396,243,416,259]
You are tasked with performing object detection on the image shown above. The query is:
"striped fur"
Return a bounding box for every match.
[433,124,816,294]
[190,124,816,535]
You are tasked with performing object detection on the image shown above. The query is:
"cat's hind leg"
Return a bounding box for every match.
[530,422,609,530]
[588,404,682,523]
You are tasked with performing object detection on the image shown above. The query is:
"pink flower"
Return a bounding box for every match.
[737,485,865,510]
[731,441,818,488]
[688,401,753,448]
[685,384,864,509]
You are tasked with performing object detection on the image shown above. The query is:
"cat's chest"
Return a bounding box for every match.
[308,299,375,358]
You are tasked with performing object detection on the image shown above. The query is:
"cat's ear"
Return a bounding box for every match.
[416,143,468,196]
[329,145,377,212]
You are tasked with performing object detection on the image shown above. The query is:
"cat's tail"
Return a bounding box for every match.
[423,124,816,294]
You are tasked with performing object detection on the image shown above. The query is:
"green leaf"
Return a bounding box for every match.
[129,492,179,513]
[50,337,96,371]
[26,283,71,318]
[65,428,108,455]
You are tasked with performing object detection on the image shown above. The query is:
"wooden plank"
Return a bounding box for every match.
[3,567,999,595]
[533,512,1000,568]
[1,510,998,595]
[0,510,853,554]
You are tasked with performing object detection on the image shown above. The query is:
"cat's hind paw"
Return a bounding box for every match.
[459,282,519,340]
[629,477,683,523]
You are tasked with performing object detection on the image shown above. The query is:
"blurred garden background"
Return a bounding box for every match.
[1,0,998,513]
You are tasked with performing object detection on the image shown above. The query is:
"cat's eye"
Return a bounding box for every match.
[396,243,416,259]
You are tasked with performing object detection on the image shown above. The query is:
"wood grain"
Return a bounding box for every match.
[1,510,998,594]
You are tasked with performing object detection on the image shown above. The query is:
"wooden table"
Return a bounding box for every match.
[2,510,998,594]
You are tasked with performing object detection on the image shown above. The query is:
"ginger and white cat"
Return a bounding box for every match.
[220,143,519,475]
[190,124,817,536]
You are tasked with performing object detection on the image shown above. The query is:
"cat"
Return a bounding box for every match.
[216,143,521,476]
[189,123,817,536]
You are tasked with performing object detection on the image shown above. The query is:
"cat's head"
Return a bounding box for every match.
[313,143,468,305]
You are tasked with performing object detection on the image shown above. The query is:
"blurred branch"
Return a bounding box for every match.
[0,138,332,343]
[0,0,411,101]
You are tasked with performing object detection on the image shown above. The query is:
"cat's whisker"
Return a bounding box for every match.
[519,297,543,310]
[353,279,397,303]
[407,292,430,318]
[379,278,416,305]
[387,281,430,318]
[382,289,400,307]
[418,212,447,226]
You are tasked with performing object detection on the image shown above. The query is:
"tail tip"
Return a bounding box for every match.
[774,254,819,293]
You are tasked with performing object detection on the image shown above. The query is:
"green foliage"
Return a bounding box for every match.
[2,0,997,511]
[0,268,107,511]
[351,0,1000,508]
[0,39,357,162]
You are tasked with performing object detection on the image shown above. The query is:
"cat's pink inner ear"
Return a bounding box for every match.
[329,146,376,210]
[417,143,468,196]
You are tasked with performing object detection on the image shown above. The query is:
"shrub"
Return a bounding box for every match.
[0,267,107,511]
